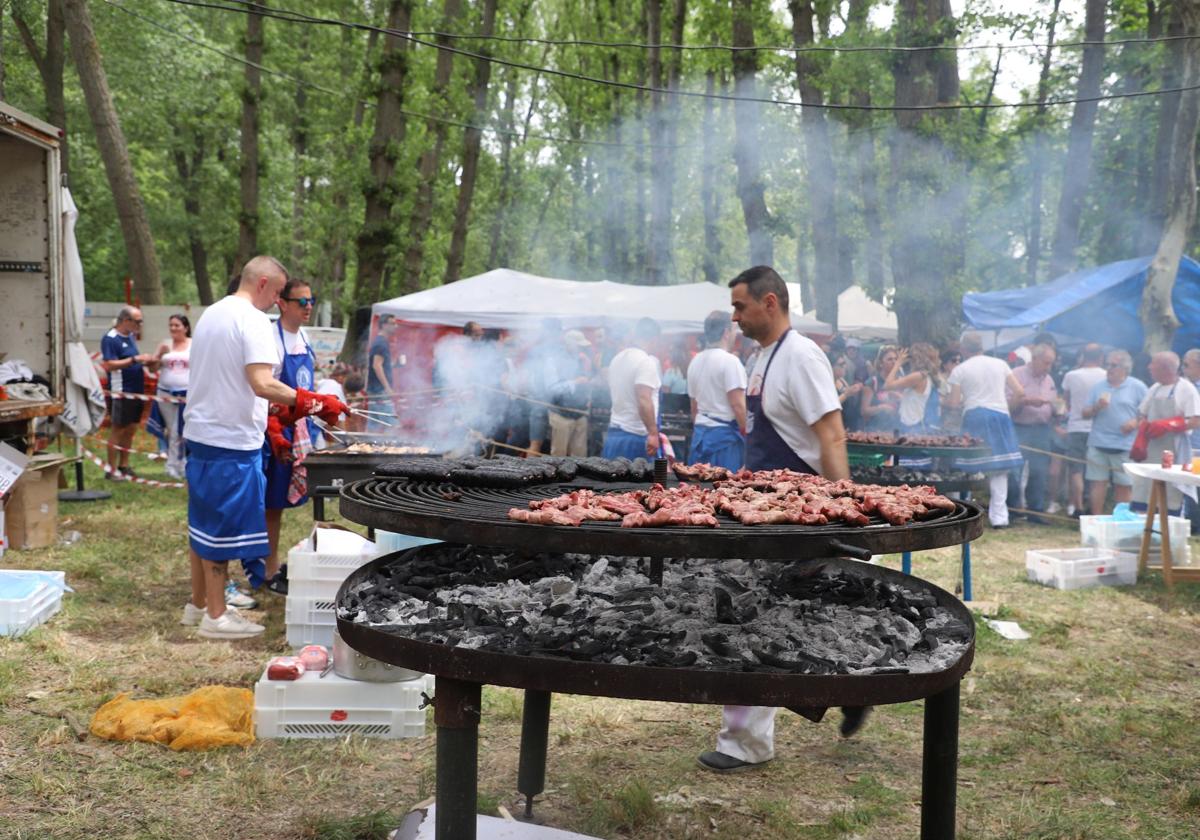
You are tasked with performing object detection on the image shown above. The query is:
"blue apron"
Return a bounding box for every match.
[745,330,817,474]
[264,322,315,509]
[688,417,745,471]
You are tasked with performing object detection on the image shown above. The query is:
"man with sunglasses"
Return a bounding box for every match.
[101,306,155,479]
[259,279,320,596]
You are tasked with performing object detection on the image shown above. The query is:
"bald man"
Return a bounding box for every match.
[180,256,347,640]
[1130,351,1200,516]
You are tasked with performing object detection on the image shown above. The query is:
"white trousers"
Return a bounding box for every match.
[988,471,1009,527]
[157,397,187,479]
[716,704,776,764]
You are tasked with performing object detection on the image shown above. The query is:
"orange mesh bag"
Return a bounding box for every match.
[90,685,254,751]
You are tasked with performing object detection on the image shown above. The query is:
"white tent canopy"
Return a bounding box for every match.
[806,286,898,341]
[373,268,832,335]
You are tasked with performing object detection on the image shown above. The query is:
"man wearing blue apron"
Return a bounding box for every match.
[259,280,320,596]
[686,311,747,471]
[697,266,857,774]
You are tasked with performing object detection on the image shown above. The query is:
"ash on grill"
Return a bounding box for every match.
[340,545,972,675]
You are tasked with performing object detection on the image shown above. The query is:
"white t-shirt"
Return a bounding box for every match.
[1139,378,1200,419]
[608,347,661,435]
[947,355,1011,414]
[746,331,841,475]
[687,348,747,426]
[184,295,281,451]
[1062,366,1107,433]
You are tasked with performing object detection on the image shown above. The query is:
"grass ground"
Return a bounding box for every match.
[2,442,1200,839]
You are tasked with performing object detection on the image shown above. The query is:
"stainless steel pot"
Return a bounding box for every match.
[332,628,424,682]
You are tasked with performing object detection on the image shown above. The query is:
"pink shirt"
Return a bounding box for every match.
[1008,364,1057,426]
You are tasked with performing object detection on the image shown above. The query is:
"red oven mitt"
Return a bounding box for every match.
[266,415,294,463]
[268,401,299,426]
[294,388,350,426]
[1129,421,1150,463]
[1145,415,1188,439]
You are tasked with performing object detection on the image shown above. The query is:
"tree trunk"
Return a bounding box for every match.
[13,0,69,173]
[171,122,213,304]
[444,0,498,285]
[700,67,721,284]
[1025,0,1060,282]
[846,0,884,295]
[400,0,462,295]
[354,0,413,306]
[1143,2,1185,253]
[488,65,519,268]
[789,0,839,327]
[730,0,773,266]
[888,0,962,345]
[290,29,310,271]
[1048,0,1105,277]
[645,0,678,285]
[234,0,265,268]
[1140,0,1200,353]
[62,0,163,303]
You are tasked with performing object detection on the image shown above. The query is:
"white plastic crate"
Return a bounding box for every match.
[1079,514,1191,564]
[0,570,66,637]
[285,592,337,649]
[1026,547,1138,590]
[254,667,431,739]
[287,527,374,583]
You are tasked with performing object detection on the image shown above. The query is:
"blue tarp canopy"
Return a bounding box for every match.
[962,255,1200,354]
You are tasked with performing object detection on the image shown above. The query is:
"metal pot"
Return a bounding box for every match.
[332,628,424,682]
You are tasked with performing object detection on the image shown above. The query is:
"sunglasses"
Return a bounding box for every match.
[283,296,317,307]
[126,317,143,324]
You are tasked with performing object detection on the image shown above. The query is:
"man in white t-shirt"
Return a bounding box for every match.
[945,334,1025,527]
[1060,344,1107,515]
[180,256,347,641]
[1130,351,1200,514]
[686,310,747,470]
[698,265,852,775]
[601,318,663,460]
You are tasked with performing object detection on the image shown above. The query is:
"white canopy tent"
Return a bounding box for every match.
[805,286,898,341]
[373,268,832,336]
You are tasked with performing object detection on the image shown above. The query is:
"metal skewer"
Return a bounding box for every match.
[350,407,398,428]
[313,418,350,445]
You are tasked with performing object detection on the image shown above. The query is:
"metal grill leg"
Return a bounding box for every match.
[312,495,326,522]
[961,543,972,602]
[517,690,552,821]
[921,682,960,840]
[434,677,482,840]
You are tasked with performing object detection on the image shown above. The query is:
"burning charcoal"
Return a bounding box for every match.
[701,632,734,657]
[713,587,738,624]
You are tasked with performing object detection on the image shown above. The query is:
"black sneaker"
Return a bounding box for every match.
[696,751,768,773]
[266,565,289,595]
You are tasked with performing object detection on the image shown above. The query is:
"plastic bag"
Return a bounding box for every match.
[89,685,254,751]
[1112,503,1136,521]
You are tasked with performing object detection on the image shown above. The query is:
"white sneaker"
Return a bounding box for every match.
[197,607,265,640]
[224,580,258,610]
[180,601,205,626]
[1045,502,1063,515]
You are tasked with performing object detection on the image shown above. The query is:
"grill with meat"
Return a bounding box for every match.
[506,467,956,528]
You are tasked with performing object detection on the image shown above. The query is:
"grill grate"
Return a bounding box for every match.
[339,477,985,560]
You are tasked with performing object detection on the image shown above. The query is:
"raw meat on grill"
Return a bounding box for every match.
[846,432,983,448]
[671,462,733,482]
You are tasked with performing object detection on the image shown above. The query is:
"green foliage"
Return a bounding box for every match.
[0,0,1193,327]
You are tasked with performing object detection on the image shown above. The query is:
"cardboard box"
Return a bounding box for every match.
[3,455,65,550]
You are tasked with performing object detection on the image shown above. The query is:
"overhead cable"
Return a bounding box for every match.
[158,0,1200,113]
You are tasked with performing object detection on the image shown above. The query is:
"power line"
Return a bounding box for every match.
[101,0,694,150]
[215,0,1199,55]
[158,0,1200,113]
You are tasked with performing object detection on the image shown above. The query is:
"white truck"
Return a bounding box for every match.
[0,100,66,441]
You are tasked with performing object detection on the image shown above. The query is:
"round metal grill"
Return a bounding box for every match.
[339,477,986,560]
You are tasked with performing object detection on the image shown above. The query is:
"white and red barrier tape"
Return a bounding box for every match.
[79,446,185,489]
[104,389,188,404]
[85,435,167,458]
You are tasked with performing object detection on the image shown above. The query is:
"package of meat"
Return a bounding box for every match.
[266,656,307,681]
[297,645,329,672]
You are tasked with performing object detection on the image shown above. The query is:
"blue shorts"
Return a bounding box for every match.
[602,427,653,460]
[186,441,268,562]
